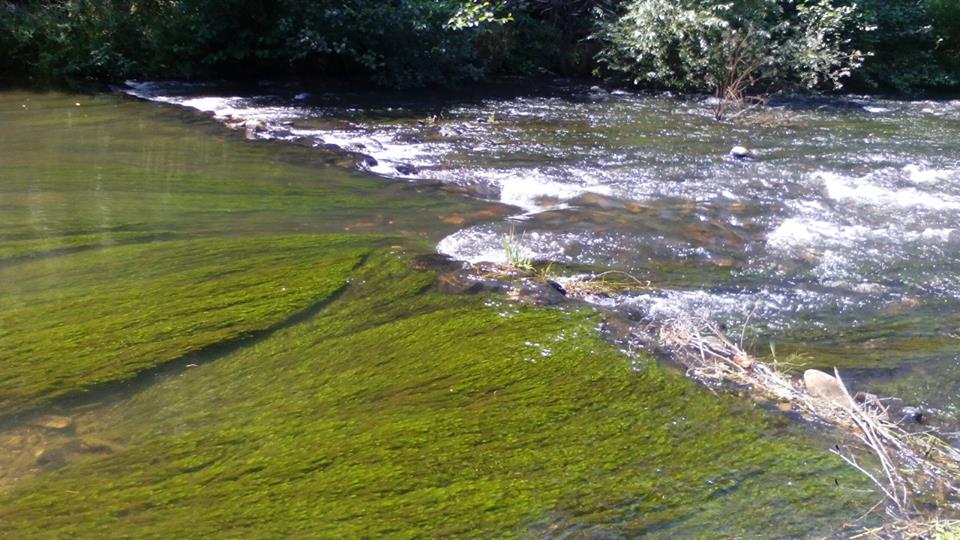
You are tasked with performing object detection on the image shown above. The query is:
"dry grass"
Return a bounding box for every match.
[851,516,960,539]
[555,271,652,297]
[643,312,960,531]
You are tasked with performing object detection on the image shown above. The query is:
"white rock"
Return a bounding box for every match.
[803,369,850,408]
[730,145,753,159]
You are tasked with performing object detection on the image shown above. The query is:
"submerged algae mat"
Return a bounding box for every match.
[0,235,374,418]
[0,250,874,538]
[0,90,499,252]
[0,90,877,537]
[0,89,499,417]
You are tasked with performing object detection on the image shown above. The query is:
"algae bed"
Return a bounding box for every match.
[0,91,877,537]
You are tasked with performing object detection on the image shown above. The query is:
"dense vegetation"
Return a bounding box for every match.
[1,0,958,94]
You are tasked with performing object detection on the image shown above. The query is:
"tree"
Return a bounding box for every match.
[594,0,866,119]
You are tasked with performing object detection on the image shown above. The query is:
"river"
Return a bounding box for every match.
[1,81,958,537]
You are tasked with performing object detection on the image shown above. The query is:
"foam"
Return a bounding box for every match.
[816,171,960,211]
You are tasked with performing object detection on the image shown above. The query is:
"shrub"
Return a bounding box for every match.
[594,0,865,117]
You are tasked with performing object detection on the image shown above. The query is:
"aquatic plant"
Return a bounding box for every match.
[0,234,377,419]
[501,225,534,272]
[0,248,874,537]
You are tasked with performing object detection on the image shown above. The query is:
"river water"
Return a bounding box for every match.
[1,82,959,537]
[126,80,960,421]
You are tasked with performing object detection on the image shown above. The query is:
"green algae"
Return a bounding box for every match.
[0,89,504,418]
[0,230,176,262]
[0,234,382,419]
[0,249,875,538]
[0,91,499,245]
[0,89,886,537]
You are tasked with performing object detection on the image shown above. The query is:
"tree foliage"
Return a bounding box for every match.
[851,0,960,93]
[0,0,512,87]
[594,0,865,113]
[0,0,957,94]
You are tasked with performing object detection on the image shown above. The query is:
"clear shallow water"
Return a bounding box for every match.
[125,80,960,422]
[0,89,881,538]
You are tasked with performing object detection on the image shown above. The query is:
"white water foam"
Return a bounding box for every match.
[815,170,960,211]
[436,226,569,265]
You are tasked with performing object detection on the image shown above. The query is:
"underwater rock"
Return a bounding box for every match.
[803,369,849,408]
[29,415,73,431]
[0,434,25,448]
[72,437,116,455]
[34,446,68,469]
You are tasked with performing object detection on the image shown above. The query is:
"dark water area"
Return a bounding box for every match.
[0,83,955,537]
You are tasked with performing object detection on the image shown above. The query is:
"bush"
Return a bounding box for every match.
[0,0,508,87]
[594,0,865,116]
[1,1,148,83]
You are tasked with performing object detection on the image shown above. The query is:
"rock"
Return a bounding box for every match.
[75,437,116,454]
[729,145,755,160]
[437,273,507,295]
[546,279,567,296]
[268,127,293,138]
[394,163,419,175]
[473,261,501,274]
[462,280,509,295]
[514,279,568,306]
[243,119,267,133]
[900,406,924,424]
[0,434,25,448]
[357,155,379,170]
[34,446,68,468]
[803,369,850,409]
[29,415,73,431]
[460,180,501,201]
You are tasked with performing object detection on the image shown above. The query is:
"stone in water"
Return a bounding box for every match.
[803,369,849,409]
